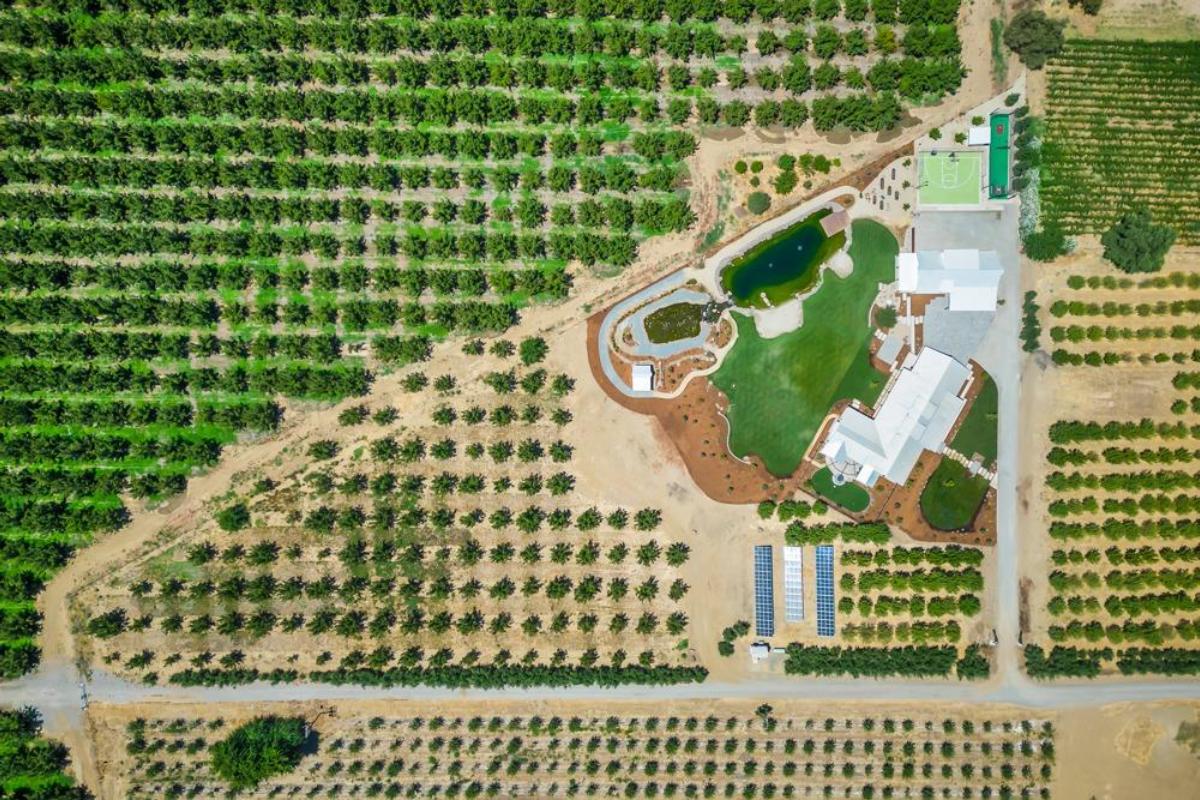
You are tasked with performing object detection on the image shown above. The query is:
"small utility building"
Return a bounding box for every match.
[631,363,654,392]
[967,125,991,146]
[820,348,970,487]
[897,249,1003,312]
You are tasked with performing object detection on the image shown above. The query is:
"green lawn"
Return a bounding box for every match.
[710,219,898,476]
[809,466,871,512]
[950,372,998,466]
[919,458,990,531]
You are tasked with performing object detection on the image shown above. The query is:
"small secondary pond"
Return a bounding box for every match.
[721,208,846,309]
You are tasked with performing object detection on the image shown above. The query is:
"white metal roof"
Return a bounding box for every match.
[631,363,654,392]
[968,126,991,146]
[896,249,1003,312]
[820,348,970,487]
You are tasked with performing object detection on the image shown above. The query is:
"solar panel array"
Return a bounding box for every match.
[753,545,775,637]
[782,546,804,622]
[815,545,836,637]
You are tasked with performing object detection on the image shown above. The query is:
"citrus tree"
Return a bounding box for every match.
[210,716,308,789]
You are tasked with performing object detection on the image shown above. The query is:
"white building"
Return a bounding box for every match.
[967,126,991,146]
[820,348,970,487]
[897,249,1003,312]
[631,363,654,392]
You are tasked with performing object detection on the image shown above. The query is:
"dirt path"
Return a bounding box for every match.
[39,401,326,669]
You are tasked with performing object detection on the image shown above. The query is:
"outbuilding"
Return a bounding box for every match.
[897,249,1004,312]
[631,363,654,392]
[967,125,991,146]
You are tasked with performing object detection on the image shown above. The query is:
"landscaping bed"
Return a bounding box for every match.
[644,302,704,344]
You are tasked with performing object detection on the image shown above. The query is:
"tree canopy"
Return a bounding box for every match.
[1101,208,1177,273]
[210,716,309,789]
[215,502,251,532]
[1003,10,1066,70]
[1023,223,1071,262]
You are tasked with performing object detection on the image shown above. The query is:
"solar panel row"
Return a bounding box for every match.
[753,545,775,637]
[782,546,804,622]
[815,544,836,638]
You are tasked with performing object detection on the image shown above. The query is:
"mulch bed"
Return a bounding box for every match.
[587,310,805,505]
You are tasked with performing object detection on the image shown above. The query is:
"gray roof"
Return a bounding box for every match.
[922,296,993,365]
[877,329,905,364]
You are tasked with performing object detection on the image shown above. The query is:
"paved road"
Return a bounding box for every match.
[916,204,1025,686]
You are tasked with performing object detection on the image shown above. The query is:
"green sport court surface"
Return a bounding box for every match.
[919,150,983,205]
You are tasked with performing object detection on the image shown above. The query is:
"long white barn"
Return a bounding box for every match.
[820,348,970,488]
[897,249,1003,312]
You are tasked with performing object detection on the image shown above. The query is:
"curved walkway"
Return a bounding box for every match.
[598,184,863,398]
[595,271,740,400]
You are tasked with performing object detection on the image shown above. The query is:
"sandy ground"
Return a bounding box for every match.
[1054,701,1200,800]
[1018,240,1200,648]
[87,696,1059,798]
[1052,0,1200,39]
[82,695,1200,800]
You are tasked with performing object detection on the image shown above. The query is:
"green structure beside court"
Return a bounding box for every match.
[918,150,983,206]
[988,112,1011,198]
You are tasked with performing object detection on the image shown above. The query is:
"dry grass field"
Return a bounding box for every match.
[1021,240,1200,676]
[88,698,1058,800]
[72,337,712,686]
[82,696,1200,800]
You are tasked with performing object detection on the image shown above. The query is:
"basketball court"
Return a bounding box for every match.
[918,150,983,206]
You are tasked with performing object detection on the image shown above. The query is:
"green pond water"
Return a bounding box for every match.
[721,209,844,308]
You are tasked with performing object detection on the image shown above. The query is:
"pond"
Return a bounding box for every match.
[720,208,846,308]
[644,302,705,344]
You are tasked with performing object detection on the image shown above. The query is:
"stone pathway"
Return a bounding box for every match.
[942,445,998,486]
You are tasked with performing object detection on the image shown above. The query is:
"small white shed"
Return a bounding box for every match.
[967,126,991,146]
[631,363,654,392]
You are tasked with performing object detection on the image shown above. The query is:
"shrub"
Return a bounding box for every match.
[216,503,251,532]
[210,716,309,789]
[307,440,339,460]
[519,337,549,366]
[747,192,771,215]
[773,170,799,195]
[86,608,128,638]
[1023,224,1071,262]
[1068,0,1103,15]
[874,306,898,330]
[337,405,368,426]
